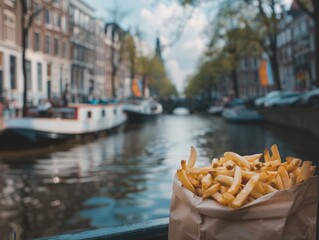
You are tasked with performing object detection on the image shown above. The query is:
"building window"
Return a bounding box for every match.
[45,9,51,25]
[61,16,67,32]
[26,60,32,90]
[63,42,68,58]
[37,62,42,91]
[45,35,51,54]
[4,11,16,42]
[34,2,41,23]
[47,63,51,77]
[34,32,41,51]
[54,38,59,55]
[10,55,16,89]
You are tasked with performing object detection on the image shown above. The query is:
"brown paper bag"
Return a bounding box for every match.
[169,176,318,240]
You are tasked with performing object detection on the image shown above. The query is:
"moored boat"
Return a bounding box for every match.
[0,104,127,151]
[123,98,163,123]
[222,106,263,123]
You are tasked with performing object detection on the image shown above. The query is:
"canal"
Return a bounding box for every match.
[0,114,318,239]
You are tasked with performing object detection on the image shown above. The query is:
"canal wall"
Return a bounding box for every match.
[260,108,319,139]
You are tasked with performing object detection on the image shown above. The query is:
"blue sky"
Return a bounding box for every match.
[84,0,293,92]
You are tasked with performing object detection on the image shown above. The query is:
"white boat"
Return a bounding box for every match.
[123,99,163,123]
[222,106,263,123]
[207,106,224,115]
[0,104,127,151]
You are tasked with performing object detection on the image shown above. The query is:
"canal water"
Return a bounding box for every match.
[0,114,318,239]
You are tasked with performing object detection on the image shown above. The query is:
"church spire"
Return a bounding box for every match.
[155,32,163,62]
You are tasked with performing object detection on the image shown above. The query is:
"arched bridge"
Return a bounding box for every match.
[159,98,210,114]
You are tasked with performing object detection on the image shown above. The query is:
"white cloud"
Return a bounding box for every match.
[139,2,208,92]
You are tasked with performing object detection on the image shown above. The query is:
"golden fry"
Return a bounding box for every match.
[181,160,187,170]
[214,175,234,186]
[202,183,220,198]
[243,153,262,162]
[177,169,196,194]
[187,167,212,175]
[297,161,312,184]
[278,166,290,189]
[264,148,271,162]
[222,192,235,204]
[231,174,260,208]
[201,174,213,189]
[224,152,251,169]
[187,174,199,187]
[187,146,197,168]
[271,144,282,162]
[212,192,227,205]
[227,166,242,195]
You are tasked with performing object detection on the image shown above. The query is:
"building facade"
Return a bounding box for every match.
[0,0,23,106]
[68,0,95,103]
[26,0,71,105]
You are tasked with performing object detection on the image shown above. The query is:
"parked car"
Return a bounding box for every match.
[301,88,319,106]
[264,91,303,108]
[254,91,281,108]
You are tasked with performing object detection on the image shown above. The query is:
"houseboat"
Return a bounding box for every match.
[0,104,127,151]
[123,98,163,123]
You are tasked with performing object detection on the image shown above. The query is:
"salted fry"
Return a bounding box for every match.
[271,144,282,162]
[222,192,235,204]
[202,183,220,198]
[270,160,281,167]
[187,175,199,187]
[231,174,260,208]
[209,169,234,177]
[214,175,234,186]
[250,188,263,199]
[220,185,227,194]
[212,192,227,205]
[243,153,262,162]
[181,160,187,170]
[286,158,301,172]
[227,166,242,195]
[187,167,212,175]
[264,148,271,162]
[177,169,196,194]
[187,146,197,168]
[278,166,290,189]
[201,174,213,189]
[224,152,251,169]
[275,175,284,190]
[289,172,297,186]
[297,161,312,184]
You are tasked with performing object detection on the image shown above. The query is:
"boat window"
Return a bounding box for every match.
[101,110,105,117]
[87,111,92,119]
[114,108,117,114]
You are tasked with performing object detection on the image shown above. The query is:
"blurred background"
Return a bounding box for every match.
[0,0,318,239]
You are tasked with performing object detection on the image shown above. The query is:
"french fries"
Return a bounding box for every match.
[176,144,316,208]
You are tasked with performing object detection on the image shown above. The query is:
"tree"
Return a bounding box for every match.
[20,0,53,117]
[179,0,284,90]
[295,0,319,86]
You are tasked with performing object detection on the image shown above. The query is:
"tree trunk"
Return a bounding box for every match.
[142,75,146,97]
[231,68,239,98]
[21,0,28,117]
[270,52,281,90]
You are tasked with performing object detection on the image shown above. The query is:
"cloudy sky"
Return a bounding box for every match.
[84,0,293,92]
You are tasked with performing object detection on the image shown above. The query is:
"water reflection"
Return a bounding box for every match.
[0,115,318,239]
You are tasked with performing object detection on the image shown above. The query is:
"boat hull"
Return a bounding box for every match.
[125,110,161,123]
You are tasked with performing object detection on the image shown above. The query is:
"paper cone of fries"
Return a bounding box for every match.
[168,145,318,240]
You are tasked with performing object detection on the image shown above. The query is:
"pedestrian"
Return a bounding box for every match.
[0,100,4,129]
[62,83,71,106]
